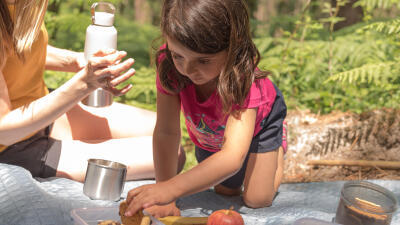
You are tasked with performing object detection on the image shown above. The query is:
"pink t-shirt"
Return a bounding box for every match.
[156,53,277,152]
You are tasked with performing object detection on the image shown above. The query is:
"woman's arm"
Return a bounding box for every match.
[0,50,134,146]
[45,45,86,72]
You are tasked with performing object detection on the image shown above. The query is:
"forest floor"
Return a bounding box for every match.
[282,108,400,183]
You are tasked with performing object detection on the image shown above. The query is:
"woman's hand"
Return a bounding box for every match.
[81,49,135,96]
[124,182,178,217]
[73,52,87,72]
[144,203,181,218]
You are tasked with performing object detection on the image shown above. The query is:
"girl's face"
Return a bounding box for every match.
[167,36,228,86]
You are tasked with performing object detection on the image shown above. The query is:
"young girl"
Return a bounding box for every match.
[125,0,287,217]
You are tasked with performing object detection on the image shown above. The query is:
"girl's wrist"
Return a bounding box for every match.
[165,177,185,200]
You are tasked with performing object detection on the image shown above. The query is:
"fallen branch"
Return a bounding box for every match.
[307,160,400,170]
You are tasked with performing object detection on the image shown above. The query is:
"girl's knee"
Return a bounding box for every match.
[243,192,275,208]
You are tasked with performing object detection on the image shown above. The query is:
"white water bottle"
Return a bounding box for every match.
[81,2,117,107]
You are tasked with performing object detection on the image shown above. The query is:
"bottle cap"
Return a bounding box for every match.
[91,2,115,26]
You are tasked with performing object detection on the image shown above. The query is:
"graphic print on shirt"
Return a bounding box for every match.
[186,113,225,150]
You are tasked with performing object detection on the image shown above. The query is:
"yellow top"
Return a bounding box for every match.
[0,4,49,152]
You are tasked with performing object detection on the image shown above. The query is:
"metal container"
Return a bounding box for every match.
[81,88,113,107]
[83,159,127,201]
[335,181,398,225]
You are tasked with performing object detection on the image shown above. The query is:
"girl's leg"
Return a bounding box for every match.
[214,184,242,196]
[242,147,284,208]
[195,146,243,196]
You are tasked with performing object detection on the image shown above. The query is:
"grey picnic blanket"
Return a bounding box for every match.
[0,163,398,225]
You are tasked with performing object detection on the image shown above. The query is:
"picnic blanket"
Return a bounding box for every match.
[0,163,399,225]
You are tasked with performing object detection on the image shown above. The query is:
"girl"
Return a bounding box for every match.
[125,0,287,217]
[0,0,186,182]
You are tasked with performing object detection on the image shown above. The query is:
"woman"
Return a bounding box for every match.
[0,0,185,182]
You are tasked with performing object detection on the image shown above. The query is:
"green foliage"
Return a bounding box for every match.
[361,18,400,36]
[43,71,73,90]
[42,0,400,170]
[45,0,160,68]
[325,62,397,85]
[355,0,400,11]
[114,66,157,111]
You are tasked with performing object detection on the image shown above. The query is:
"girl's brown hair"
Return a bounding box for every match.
[0,0,48,63]
[156,0,268,115]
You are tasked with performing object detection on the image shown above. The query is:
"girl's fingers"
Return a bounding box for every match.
[126,188,141,205]
[125,195,156,217]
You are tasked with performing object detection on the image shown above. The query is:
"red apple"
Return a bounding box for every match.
[207,207,244,225]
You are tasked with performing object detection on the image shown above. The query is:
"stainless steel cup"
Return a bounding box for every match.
[83,158,127,201]
[81,88,113,107]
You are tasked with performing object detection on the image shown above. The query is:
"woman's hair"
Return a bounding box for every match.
[156,0,269,115]
[0,0,48,63]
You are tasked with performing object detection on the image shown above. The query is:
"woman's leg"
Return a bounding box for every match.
[242,147,284,208]
[55,137,155,182]
[49,102,187,182]
[50,102,156,140]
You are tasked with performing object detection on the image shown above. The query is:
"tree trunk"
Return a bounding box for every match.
[331,0,363,30]
[134,0,153,24]
[254,0,276,35]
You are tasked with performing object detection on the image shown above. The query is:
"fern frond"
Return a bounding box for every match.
[356,0,400,10]
[360,18,400,36]
[324,62,397,85]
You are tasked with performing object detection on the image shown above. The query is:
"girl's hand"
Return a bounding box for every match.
[82,49,135,96]
[144,203,181,218]
[124,182,178,217]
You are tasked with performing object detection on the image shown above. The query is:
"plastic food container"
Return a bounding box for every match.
[293,217,339,225]
[335,181,398,225]
[71,207,120,225]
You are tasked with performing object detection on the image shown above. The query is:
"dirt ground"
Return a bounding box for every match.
[282,108,400,183]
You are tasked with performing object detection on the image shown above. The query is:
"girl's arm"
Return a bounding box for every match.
[153,91,182,182]
[125,108,257,216]
[45,45,86,73]
[0,50,134,146]
[140,89,182,217]
[169,108,257,196]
